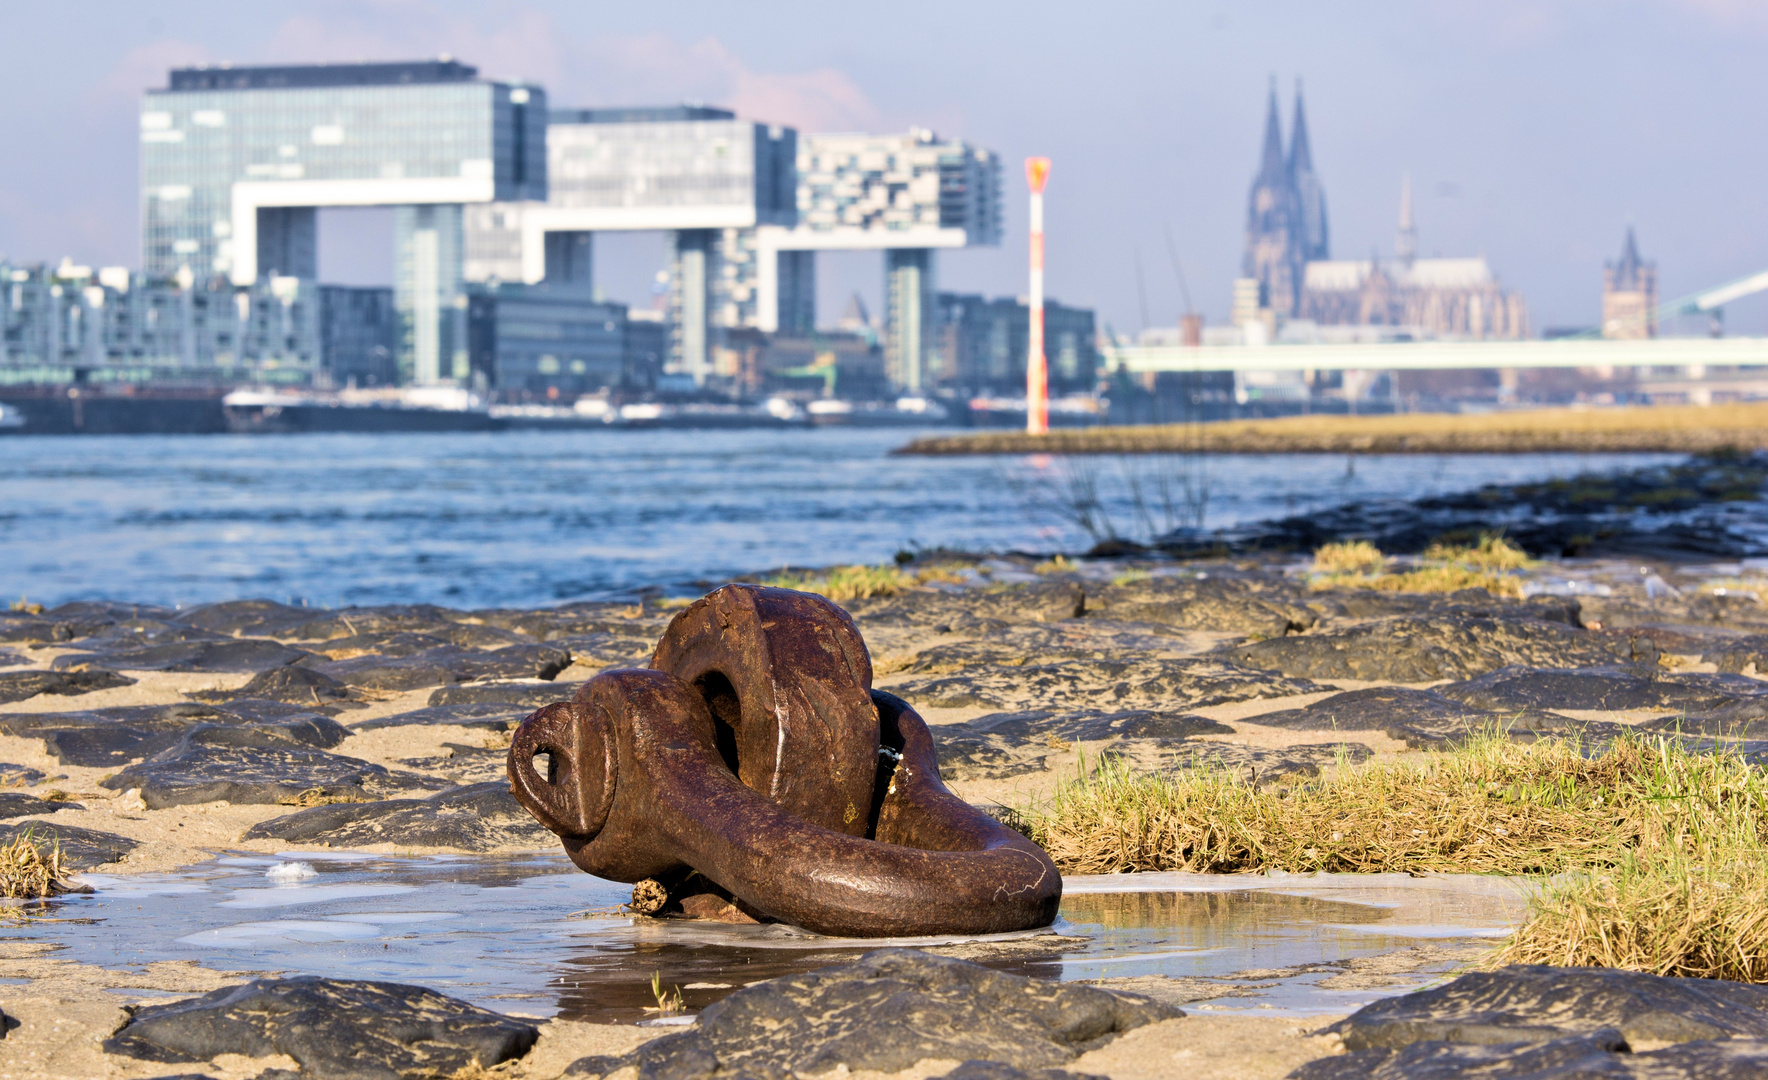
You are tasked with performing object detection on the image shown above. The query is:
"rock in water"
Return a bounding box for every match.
[1323,965,1768,1050]
[104,976,539,1079]
[568,950,1174,1080]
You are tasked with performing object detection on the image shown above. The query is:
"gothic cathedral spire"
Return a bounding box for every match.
[1244,79,1300,314]
[1243,78,1327,317]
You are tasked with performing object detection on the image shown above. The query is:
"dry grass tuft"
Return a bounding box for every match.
[764,564,914,602]
[0,832,76,899]
[1027,732,1768,981]
[1024,732,1762,877]
[1311,540,1387,575]
[1495,854,1768,982]
[1425,533,1533,571]
[1310,533,1526,597]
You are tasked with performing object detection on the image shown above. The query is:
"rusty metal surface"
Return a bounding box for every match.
[508,584,1061,937]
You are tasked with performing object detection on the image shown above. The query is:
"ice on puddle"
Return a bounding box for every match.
[265,861,320,882]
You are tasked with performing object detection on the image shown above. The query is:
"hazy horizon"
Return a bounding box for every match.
[5,0,1766,334]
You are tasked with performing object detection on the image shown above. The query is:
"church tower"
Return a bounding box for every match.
[1602,227,1656,339]
[1288,82,1329,263]
[1242,80,1303,316]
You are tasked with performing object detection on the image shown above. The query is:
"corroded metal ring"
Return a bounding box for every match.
[651,585,878,837]
[507,585,1062,937]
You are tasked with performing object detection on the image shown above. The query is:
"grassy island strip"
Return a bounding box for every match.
[1021,732,1768,982]
[896,400,1768,456]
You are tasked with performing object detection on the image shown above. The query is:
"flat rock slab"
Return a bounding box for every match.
[1168,740,1374,787]
[0,819,138,869]
[0,704,227,767]
[100,744,445,809]
[0,704,341,768]
[0,669,134,704]
[890,658,1320,713]
[1225,615,1651,683]
[570,950,1174,1080]
[1291,1030,1768,1080]
[1323,964,1768,1050]
[348,703,524,731]
[426,682,580,708]
[311,644,570,692]
[848,582,1087,632]
[53,639,313,674]
[189,664,350,705]
[1245,688,1626,748]
[104,975,539,1080]
[1440,666,1768,717]
[0,763,45,786]
[0,792,81,819]
[1082,575,1318,637]
[934,710,1233,781]
[243,783,552,851]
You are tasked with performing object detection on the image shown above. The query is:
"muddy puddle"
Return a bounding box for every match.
[11,855,1531,1023]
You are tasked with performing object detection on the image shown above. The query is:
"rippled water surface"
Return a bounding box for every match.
[0,429,1677,609]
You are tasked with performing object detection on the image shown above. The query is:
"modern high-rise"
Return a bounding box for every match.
[465,118,1001,392]
[756,130,1002,392]
[461,105,797,385]
[141,60,546,384]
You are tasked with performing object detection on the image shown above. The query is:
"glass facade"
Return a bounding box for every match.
[797,131,1001,242]
[141,61,544,384]
[142,69,545,281]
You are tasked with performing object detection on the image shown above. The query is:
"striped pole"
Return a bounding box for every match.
[1025,156,1051,435]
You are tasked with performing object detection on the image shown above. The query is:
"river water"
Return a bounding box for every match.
[0,429,1677,610]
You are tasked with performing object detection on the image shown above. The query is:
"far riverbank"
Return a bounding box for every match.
[896,400,1768,455]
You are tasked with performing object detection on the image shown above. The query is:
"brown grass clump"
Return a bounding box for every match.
[0,832,76,899]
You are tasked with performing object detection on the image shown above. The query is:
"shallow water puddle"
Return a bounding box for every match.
[14,855,1529,1022]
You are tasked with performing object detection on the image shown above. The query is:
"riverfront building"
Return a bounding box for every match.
[141,60,546,384]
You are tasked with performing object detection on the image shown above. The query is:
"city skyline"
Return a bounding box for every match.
[3,1,1766,334]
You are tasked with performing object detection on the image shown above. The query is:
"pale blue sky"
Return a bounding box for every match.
[3,1,1765,332]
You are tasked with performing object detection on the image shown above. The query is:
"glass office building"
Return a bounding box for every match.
[141,60,546,383]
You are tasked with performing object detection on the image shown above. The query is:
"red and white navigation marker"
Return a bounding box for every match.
[1025,156,1051,435]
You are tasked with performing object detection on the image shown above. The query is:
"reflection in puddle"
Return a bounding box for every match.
[30,855,1530,1023]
